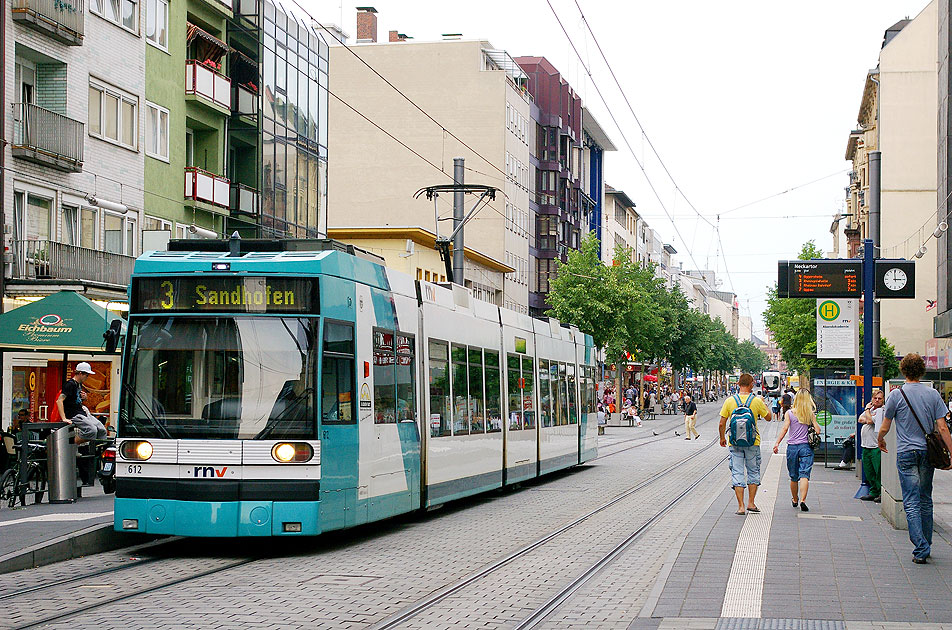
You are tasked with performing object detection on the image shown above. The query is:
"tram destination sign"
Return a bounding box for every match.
[132,276,318,314]
[778,261,862,299]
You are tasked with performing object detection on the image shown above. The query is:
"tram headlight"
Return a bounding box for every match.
[271,442,313,463]
[120,440,153,461]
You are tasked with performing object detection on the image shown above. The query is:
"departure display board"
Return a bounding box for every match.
[132,277,318,314]
[783,261,861,298]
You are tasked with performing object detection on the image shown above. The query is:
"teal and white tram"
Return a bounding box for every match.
[114,239,597,537]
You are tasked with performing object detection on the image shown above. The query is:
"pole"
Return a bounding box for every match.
[452,157,465,286]
[869,151,881,362]
[855,238,875,498]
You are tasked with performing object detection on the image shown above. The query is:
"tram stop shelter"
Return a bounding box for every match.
[0,291,126,433]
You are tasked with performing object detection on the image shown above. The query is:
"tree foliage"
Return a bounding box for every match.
[546,232,749,378]
[736,340,770,373]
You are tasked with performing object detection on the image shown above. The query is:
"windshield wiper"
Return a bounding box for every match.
[254,388,313,439]
[121,379,172,439]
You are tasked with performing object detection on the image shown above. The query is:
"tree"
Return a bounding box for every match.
[736,339,769,373]
[763,240,824,374]
[665,287,712,373]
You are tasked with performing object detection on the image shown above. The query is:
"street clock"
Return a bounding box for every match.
[874,260,915,298]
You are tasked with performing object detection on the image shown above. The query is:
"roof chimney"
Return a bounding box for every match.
[441,33,462,40]
[389,30,411,42]
[355,6,377,43]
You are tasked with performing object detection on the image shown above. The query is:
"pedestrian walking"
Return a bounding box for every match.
[719,373,773,515]
[879,353,952,563]
[55,362,106,445]
[597,404,606,426]
[858,388,885,503]
[773,389,822,511]
[683,394,699,440]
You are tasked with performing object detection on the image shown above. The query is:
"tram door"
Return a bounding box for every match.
[319,319,360,531]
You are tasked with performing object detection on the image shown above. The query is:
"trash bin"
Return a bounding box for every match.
[47,425,77,504]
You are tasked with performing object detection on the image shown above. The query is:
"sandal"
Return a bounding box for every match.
[735,510,746,515]
[747,506,760,513]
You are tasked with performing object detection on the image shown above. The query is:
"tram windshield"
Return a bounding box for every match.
[120,317,317,439]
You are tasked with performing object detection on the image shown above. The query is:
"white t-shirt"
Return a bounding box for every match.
[860,406,885,449]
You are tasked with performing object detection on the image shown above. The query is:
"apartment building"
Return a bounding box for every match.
[4,0,146,303]
[515,56,613,317]
[601,185,639,265]
[327,11,530,311]
[143,0,329,243]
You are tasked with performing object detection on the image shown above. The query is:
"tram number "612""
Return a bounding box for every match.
[127,465,142,474]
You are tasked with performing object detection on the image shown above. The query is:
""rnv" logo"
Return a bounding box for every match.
[192,466,229,478]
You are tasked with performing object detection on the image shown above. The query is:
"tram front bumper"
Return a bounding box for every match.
[114,498,321,537]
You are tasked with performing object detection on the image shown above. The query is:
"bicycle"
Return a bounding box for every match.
[0,440,48,507]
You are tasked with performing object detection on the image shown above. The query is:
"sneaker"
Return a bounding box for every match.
[859,495,875,501]
[800,502,809,512]
[873,496,881,503]
[913,556,929,564]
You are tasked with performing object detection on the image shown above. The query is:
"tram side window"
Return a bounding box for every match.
[429,340,451,437]
[373,329,396,424]
[522,356,535,429]
[322,322,355,424]
[507,354,522,430]
[551,362,563,426]
[452,345,469,435]
[468,348,485,433]
[567,363,578,424]
[485,350,501,433]
[396,334,415,422]
[586,367,596,414]
[539,359,552,428]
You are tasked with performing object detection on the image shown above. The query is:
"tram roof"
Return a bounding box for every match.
[133,239,391,290]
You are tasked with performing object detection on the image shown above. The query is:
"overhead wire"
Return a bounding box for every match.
[544,0,704,272]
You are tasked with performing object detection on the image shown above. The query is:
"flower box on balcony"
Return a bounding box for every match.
[186,60,231,111]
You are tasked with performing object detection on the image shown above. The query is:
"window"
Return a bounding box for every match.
[539,359,552,428]
[468,348,484,433]
[145,0,167,49]
[507,354,522,430]
[452,344,469,435]
[556,362,568,426]
[103,212,136,255]
[373,329,396,424]
[25,194,52,241]
[322,321,354,424]
[395,334,415,422]
[429,340,450,437]
[567,363,578,424]
[145,102,169,161]
[89,82,138,150]
[522,356,535,428]
[90,0,138,33]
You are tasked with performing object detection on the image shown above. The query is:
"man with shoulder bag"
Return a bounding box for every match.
[879,353,952,564]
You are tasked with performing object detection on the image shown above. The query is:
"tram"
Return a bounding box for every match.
[113,239,598,537]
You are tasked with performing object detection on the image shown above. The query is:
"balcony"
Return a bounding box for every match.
[185,166,229,208]
[11,240,134,288]
[230,182,259,216]
[186,61,231,112]
[232,83,257,117]
[12,103,83,172]
[12,0,83,45]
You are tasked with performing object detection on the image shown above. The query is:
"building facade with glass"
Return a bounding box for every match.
[144,0,328,242]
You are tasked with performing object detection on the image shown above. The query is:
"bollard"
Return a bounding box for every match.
[47,425,77,504]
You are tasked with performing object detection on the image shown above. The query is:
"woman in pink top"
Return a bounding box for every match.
[774,389,823,511]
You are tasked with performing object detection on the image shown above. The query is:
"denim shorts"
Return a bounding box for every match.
[786,442,814,481]
[728,445,762,488]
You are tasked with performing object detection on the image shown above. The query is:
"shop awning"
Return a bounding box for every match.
[0,291,126,352]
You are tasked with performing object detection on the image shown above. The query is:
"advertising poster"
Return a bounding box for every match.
[812,378,857,445]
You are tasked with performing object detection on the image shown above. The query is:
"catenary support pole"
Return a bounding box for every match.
[869,152,881,363]
[452,157,465,286]
[856,238,875,499]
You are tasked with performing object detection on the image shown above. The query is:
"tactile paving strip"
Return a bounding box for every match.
[716,619,847,630]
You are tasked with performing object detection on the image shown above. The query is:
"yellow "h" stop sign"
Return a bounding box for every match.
[819,300,840,321]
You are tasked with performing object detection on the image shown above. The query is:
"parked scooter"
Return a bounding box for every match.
[97,438,116,494]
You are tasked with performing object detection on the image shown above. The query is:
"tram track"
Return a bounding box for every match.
[595,410,720,459]
[369,435,727,630]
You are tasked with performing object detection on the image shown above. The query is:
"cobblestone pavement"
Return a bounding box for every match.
[6,404,951,629]
[0,405,726,629]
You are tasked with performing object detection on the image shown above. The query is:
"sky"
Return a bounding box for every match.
[305,0,933,336]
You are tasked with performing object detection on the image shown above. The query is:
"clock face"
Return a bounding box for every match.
[884,268,908,291]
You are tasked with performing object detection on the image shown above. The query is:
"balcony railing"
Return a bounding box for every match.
[186,61,231,110]
[12,0,84,44]
[185,166,229,207]
[11,240,134,287]
[230,182,259,215]
[12,103,83,172]
[232,83,258,116]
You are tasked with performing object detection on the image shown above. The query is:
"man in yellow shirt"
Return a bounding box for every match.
[719,373,772,515]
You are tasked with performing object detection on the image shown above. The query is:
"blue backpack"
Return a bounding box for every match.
[729,394,757,447]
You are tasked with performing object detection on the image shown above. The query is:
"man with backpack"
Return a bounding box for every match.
[719,373,773,515]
